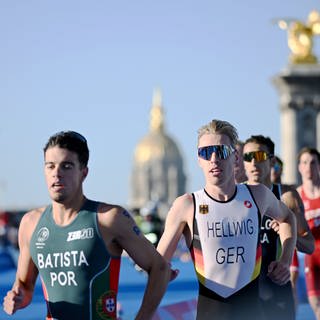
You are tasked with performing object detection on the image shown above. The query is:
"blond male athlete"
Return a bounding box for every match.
[157,119,297,320]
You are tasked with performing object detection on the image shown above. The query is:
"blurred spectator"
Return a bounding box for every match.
[0,211,9,246]
[234,140,247,183]
[0,211,25,249]
[271,155,283,184]
[136,201,163,247]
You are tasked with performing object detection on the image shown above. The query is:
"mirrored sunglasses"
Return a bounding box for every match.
[198,145,235,161]
[243,151,272,162]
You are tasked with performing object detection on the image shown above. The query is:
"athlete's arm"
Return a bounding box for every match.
[99,205,171,320]
[157,194,193,262]
[250,184,297,285]
[3,210,40,315]
[281,186,314,254]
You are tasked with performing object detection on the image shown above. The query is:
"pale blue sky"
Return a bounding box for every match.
[1,1,319,209]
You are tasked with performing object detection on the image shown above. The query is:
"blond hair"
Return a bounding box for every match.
[197,119,238,146]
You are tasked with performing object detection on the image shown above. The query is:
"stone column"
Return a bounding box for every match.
[272,65,320,185]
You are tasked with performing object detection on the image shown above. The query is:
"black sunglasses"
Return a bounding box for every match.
[243,151,273,162]
[198,145,235,161]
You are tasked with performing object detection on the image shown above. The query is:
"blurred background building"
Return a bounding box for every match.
[128,89,186,221]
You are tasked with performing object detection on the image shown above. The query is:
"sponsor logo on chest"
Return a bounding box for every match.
[67,228,94,242]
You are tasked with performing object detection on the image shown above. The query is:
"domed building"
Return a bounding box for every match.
[129,89,186,220]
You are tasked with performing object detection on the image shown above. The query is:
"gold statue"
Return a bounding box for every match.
[150,88,165,133]
[276,10,320,64]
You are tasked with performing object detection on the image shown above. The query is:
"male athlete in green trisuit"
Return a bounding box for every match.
[3,131,171,320]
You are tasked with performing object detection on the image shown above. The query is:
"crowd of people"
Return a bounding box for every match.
[1,120,320,320]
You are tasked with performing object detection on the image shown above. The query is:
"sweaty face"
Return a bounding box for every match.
[198,133,235,186]
[243,142,272,184]
[44,146,87,203]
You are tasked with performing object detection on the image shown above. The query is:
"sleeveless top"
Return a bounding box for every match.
[190,184,261,298]
[300,187,320,241]
[260,184,282,276]
[30,199,121,320]
[258,184,295,320]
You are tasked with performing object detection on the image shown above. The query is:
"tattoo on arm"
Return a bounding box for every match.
[133,225,141,236]
[121,210,140,235]
[122,210,131,218]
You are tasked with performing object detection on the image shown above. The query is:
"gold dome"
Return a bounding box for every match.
[129,88,186,219]
[134,132,182,164]
[134,88,182,164]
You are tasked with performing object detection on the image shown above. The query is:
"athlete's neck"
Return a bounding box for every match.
[205,183,236,201]
[52,195,87,226]
[247,177,272,189]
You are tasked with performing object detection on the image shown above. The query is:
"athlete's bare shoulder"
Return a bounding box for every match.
[281,184,301,198]
[173,193,193,207]
[281,183,298,193]
[280,184,304,212]
[95,202,137,255]
[20,207,45,227]
[97,202,123,214]
[97,202,128,216]
[167,193,194,224]
[97,202,133,227]
[19,207,46,241]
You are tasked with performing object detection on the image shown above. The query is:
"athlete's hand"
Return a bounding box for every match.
[168,262,179,282]
[270,220,280,233]
[270,220,280,234]
[267,260,290,286]
[170,268,179,281]
[3,285,25,315]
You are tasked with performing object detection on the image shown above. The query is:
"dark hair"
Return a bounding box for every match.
[297,147,320,163]
[43,131,89,167]
[244,135,275,155]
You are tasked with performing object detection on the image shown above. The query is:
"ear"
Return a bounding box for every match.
[234,149,239,164]
[270,156,276,167]
[82,167,89,181]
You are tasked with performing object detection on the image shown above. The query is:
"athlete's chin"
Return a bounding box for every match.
[50,193,67,203]
[248,177,260,184]
[208,175,224,185]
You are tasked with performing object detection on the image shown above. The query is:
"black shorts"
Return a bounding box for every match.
[259,276,295,320]
[196,279,264,320]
